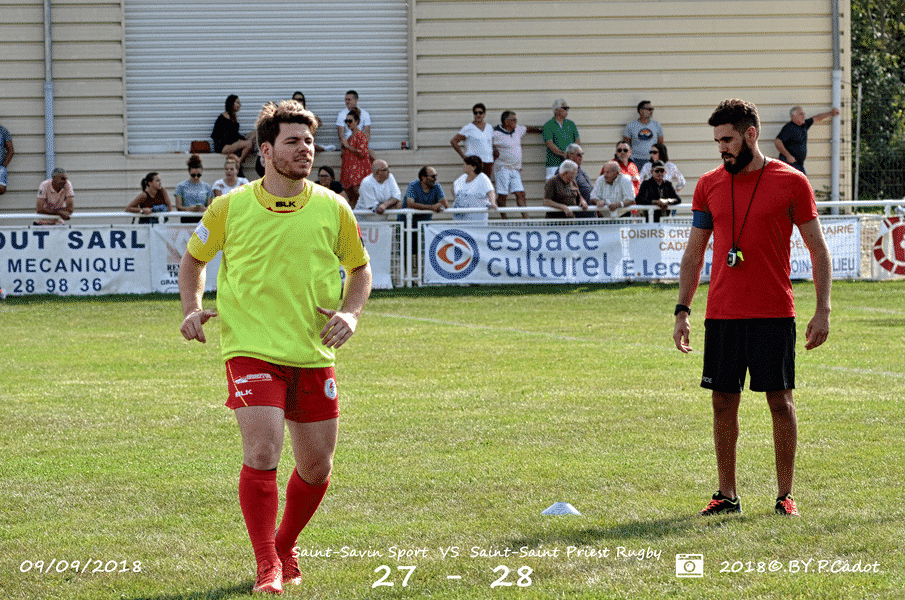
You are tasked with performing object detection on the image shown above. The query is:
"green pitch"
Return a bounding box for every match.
[1,281,903,599]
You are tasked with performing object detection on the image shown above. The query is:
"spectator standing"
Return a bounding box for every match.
[452,155,496,222]
[0,122,13,195]
[565,143,593,203]
[774,105,840,174]
[36,168,74,223]
[317,166,348,200]
[623,100,664,171]
[640,142,686,191]
[591,161,635,217]
[605,141,642,196]
[178,100,372,595]
[211,95,257,169]
[357,160,401,217]
[635,160,680,222]
[126,172,172,222]
[175,154,214,223]
[213,155,250,197]
[451,103,494,178]
[673,98,832,519]
[543,99,580,180]
[340,108,373,208]
[543,160,590,219]
[336,90,371,144]
[492,110,541,218]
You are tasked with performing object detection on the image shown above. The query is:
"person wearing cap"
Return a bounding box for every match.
[634,160,679,222]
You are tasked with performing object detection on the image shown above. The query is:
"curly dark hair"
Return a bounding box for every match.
[707,98,760,135]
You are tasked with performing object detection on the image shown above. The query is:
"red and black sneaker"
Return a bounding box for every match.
[698,491,741,516]
[775,494,801,517]
[252,560,283,595]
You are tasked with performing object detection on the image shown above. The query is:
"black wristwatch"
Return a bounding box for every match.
[675,304,691,316]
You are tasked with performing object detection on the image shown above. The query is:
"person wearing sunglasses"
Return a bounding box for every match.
[451,103,495,178]
[635,160,680,222]
[335,90,371,145]
[175,154,214,223]
[543,99,580,180]
[340,108,373,208]
[640,142,686,192]
[623,100,664,171]
[604,142,641,196]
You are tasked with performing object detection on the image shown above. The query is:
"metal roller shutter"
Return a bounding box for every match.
[124,0,409,153]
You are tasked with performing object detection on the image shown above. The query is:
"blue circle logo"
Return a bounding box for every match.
[428,229,480,280]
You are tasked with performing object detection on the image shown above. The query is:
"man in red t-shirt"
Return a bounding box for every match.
[672,99,832,518]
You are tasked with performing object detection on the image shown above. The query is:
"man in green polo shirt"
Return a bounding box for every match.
[543,98,581,180]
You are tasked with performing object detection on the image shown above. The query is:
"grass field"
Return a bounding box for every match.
[1,280,903,599]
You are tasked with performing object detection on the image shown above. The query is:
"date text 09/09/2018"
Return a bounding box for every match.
[20,559,142,574]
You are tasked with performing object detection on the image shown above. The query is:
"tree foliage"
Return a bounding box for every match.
[851,0,905,197]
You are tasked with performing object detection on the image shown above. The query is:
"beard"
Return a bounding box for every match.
[722,139,755,175]
[270,152,312,182]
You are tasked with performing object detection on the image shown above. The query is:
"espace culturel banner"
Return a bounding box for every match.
[422,220,861,285]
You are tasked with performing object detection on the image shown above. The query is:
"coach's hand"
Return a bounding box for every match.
[804,310,830,350]
[673,314,693,353]
[318,307,358,349]
[181,309,217,343]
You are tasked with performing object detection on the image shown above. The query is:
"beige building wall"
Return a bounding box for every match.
[0,0,850,213]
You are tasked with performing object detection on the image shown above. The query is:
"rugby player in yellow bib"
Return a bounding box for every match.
[179,100,372,595]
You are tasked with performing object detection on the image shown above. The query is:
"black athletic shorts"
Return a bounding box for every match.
[701,318,796,393]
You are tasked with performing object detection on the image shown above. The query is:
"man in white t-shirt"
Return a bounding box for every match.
[335,90,371,144]
[491,110,541,218]
[357,160,400,217]
[450,103,494,178]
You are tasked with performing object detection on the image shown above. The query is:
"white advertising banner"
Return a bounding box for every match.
[353,222,396,289]
[0,218,862,295]
[149,224,220,293]
[422,219,861,285]
[1,225,153,295]
[789,217,861,279]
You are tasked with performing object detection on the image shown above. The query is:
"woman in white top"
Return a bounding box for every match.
[639,142,686,192]
[450,103,494,178]
[452,155,496,222]
[212,154,250,197]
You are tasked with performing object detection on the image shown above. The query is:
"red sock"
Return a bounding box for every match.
[274,469,329,557]
[238,465,279,566]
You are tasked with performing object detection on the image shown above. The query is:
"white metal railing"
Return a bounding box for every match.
[3,200,903,290]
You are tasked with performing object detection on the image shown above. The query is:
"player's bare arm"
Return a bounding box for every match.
[673,224,712,353]
[797,217,832,350]
[178,252,217,343]
[318,263,373,349]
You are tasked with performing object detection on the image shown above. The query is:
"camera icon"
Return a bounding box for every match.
[675,554,704,578]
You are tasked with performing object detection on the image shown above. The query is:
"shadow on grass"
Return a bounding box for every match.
[125,581,252,600]
[371,281,679,300]
[506,514,753,548]
[3,283,682,305]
